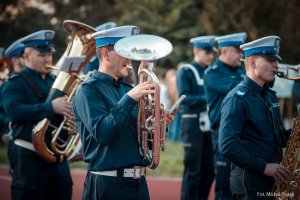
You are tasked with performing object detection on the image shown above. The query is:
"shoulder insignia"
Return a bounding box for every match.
[236,90,245,96]
[8,73,21,80]
[211,65,218,70]
[234,85,249,97]
[204,65,218,75]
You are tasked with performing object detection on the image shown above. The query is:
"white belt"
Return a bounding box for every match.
[14,139,35,151]
[182,114,198,118]
[91,167,146,179]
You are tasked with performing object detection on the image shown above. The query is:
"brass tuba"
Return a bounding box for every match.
[32,20,96,163]
[114,34,173,169]
[274,65,300,199]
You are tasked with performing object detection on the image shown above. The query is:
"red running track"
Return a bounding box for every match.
[0,165,215,200]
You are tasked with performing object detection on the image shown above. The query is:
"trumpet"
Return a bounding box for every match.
[275,64,300,80]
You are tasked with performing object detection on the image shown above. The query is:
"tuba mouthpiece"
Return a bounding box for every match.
[274,70,285,78]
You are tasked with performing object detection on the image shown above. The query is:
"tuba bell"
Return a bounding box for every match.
[32,20,96,163]
[273,64,300,199]
[114,34,173,169]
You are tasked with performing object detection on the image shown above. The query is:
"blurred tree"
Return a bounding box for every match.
[115,0,204,69]
[0,0,120,61]
[1,0,300,65]
[199,0,300,64]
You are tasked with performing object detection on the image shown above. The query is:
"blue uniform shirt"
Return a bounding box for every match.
[2,67,54,141]
[204,59,245,129]
[176,61,207,114]
[219,76,289,174]
[73,70,147,171]
[0,84,10,132]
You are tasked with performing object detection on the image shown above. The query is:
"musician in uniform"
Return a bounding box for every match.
[73,26,175,200]
[203,32,247,200]
[2,30,73,200]
[176,36,216,200]
[219,36,291,199]
[1,39,25,174]
[1,39,25,140]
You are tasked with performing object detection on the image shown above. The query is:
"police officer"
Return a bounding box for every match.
[203,32,247,200]
[73,26,175,200]
[1,39,25,140]
[219,36,290,199]
[176,36,216,200]
[2,30,73,200]
[1,39,25,174]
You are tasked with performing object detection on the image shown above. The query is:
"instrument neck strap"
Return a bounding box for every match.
[17,71,45,100]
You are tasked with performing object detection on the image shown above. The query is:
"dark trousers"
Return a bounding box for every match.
[212,129,232,200]
[10,143,73,200]
[230,165,274,200]
[181,130,215,200]
[82,171,149,200]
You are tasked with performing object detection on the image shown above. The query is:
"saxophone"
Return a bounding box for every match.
[274,67,300,200]
[32,20,96,163]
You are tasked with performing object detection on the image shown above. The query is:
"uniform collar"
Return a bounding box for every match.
[217,59,238,71]
[243,75,268,95]
[191,60,205,70]
[92,70,124,87]
[23,66,47,79]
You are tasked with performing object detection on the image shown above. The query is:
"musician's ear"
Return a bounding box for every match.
[101,47,110,61]
[23,48,31,59]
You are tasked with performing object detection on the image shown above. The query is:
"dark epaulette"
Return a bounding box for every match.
[233,85,249,98]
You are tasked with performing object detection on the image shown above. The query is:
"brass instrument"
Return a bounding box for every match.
[274,66,300,200]
[114,34,173,169]
[32,20,96,163]
[275,64,300,80]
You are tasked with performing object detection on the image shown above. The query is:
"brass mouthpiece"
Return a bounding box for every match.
[46,65,60,71]
[274,71,285,78]
[126,64,133,70]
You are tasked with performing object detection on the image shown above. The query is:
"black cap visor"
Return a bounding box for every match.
[260,53,282,62]
[30,44,55,53]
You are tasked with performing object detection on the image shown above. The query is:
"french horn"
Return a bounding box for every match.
[114,34,173,169]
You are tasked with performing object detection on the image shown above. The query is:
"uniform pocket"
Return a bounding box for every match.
[230,166,245,195]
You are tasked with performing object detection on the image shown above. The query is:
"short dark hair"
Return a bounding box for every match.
[96,44,114,60]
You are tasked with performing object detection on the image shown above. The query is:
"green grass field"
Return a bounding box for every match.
[0,140,184,178]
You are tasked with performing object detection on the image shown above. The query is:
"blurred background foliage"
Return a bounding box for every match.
[1,0,300,70]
